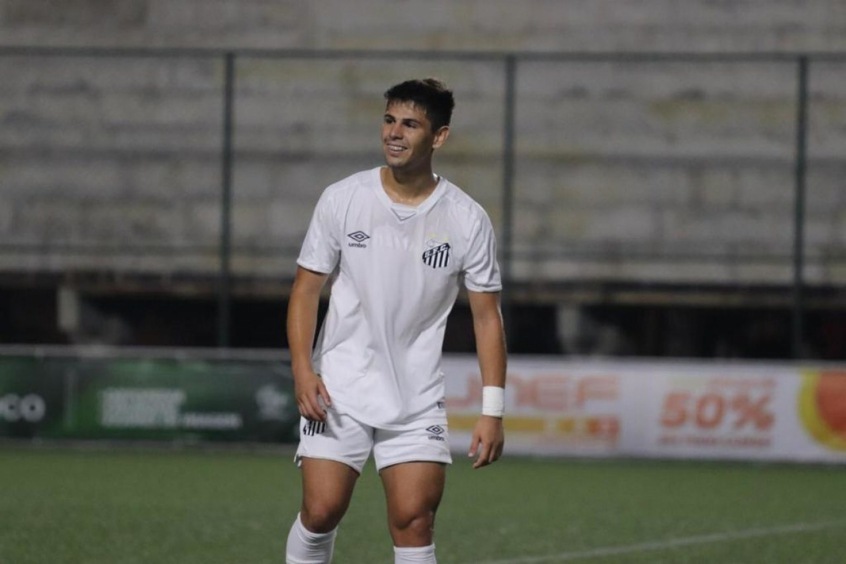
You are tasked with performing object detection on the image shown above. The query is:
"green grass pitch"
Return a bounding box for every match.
[1,445,844,563]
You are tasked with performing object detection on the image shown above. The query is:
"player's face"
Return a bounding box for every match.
[382,101,449,173]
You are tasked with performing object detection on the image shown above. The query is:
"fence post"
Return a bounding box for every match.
[501,54,517,343]
[218,52,236,348]
[791,55,809,359]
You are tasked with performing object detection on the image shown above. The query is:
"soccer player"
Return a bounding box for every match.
[285,78,507,564]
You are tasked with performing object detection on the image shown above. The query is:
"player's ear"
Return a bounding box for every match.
[432,125,450,150]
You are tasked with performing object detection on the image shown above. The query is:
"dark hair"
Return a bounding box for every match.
[383,78,455,131]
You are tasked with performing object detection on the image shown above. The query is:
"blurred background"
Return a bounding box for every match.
[2,8,846,562]
[1,0,845,360]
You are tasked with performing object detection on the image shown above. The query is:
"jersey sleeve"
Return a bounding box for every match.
[463,209,502,292]
[296,189,341,274]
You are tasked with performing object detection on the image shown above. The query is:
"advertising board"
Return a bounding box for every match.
[443,356,846,463]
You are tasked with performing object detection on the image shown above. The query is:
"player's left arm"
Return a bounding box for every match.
[466,289,507,469]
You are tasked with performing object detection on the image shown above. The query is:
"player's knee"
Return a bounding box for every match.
[301,502,344,533]
[390,508,435,541]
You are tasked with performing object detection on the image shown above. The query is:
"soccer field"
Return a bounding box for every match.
[1,445,844,564]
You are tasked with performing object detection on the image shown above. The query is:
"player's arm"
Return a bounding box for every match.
[466,289,507,469]
[287,266,331,422]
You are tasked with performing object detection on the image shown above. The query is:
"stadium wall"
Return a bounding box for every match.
[1,1,845,289]
[2,1,846,52]
[2,2,846,357]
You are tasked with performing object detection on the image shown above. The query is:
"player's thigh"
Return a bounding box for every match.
[296,411,373,530]
[299,457,359,531]
[380,461,446,525]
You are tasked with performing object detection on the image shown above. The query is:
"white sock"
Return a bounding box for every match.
[394,544,436,563]
[286,513,337,564]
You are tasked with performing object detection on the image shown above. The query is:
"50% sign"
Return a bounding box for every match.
[660,390,774,431]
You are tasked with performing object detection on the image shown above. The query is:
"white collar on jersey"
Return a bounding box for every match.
[373,168,446,221]
[390,202,418,221]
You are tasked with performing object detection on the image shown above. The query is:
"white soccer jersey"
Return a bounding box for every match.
[297,167,502,429]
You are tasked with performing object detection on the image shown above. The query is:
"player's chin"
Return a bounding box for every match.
[383,154,405,168]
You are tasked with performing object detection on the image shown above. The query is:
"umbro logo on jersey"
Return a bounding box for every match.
[422,243,450,268]
[347,231,370,248]
[302,420,326,436]
[426,425,446,442]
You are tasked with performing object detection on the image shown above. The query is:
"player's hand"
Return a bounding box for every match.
[468,415,504,469]
[293,369,331,422]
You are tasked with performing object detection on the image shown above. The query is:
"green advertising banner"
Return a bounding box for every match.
[0,356,66,439]
[0,351,300,443]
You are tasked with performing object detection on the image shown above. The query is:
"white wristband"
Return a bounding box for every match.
[482,386,505,418]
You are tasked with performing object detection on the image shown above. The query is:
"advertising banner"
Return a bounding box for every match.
[0,356,66,440]
[443,356,624,456]
[442,355,846,464]
[3,349,845,462]
[0,352,300,443]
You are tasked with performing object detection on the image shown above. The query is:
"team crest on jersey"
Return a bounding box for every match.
[302,420,326,436]
[422,240,451,269]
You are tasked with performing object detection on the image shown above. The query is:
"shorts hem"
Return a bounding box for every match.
[375,454,453,473]
[295,453,365,475]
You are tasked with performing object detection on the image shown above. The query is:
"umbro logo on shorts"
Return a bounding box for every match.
[347,231,370,248]
[302,420,326,436]
[422,242,450,268]
[426,425,446,442]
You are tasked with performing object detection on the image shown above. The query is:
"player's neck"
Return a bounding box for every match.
[381,166,438,207]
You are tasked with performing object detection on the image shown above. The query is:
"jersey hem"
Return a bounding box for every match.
[328,402,448,432]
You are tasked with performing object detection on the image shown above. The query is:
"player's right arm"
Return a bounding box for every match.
[287,266,331,422]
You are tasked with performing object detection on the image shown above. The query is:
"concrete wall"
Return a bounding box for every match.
[1,1,845,289]
[2,1,846,52]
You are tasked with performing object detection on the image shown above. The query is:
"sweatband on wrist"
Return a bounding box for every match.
[482,386,505,417]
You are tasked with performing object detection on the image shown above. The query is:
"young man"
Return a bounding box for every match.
[285,78,507,564]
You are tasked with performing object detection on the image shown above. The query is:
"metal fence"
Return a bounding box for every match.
[1,47,845,354]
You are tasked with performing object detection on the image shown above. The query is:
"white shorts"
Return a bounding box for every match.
[294,409,453,474]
